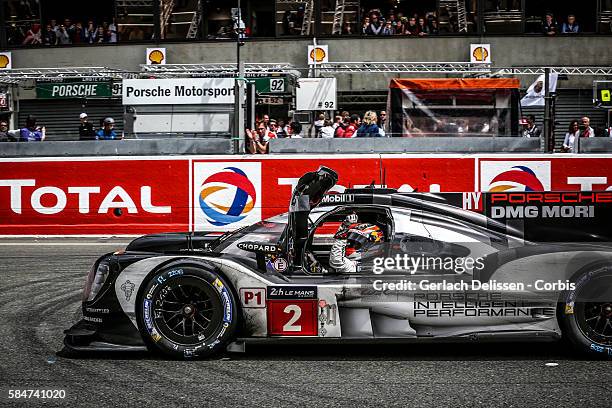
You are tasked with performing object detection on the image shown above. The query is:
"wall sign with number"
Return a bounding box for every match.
[295,78,337,111]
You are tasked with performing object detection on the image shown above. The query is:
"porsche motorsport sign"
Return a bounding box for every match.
[122,78,236,105]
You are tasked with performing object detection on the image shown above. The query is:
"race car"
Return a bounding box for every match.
[64,166,612,359]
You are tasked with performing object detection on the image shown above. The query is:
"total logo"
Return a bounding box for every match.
[193,162,261,231]
[480,161,550,192]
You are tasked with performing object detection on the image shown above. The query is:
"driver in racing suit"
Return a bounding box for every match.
[329,214,384,273]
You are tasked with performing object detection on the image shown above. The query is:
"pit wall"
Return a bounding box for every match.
[1,154,612,235]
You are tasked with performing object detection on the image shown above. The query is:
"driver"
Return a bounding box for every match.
[329,214,384,273]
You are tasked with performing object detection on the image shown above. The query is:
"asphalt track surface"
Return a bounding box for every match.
[0,239,611,407]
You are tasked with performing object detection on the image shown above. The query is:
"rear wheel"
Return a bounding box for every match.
[137,265,237,359]
[559,265,612,358]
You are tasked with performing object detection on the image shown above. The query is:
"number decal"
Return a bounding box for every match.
[282,304,302,331]
[267,300,318,336]
[324,101,334,109]
[269,78,284,93]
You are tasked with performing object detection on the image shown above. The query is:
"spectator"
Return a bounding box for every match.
[262,114,270,131]
[379,110,387,130]
[268,119,279,138]
[289,121,303,138]
[96,117,118,140]
[334,117,348,137]
[356,111,382,137]
[42,24,57,45]
[64,18,76,42]
[562,120,580,152]
[561,14,580,34]
[343,114,360,138]
[404,117,423,137]
[56,24,71,44]
[580,116,595,138]
[19,115,45,141]
[73,22,84,44]
[320,120,335,138]
[342,20,353,35]
[361,16,372,35]
[84,21,96,43]
[108,20,118,43]
[404,17,420,36]
[78,113,96,140]
[426,18,440,35]
[522,115,541,138]
[313,113,325,136]
[333,115,343,129]
[276,120,287,138]
[381,21,394,36]
[417,18,428,36]
[22,23,42,45]
[0,120,15,141]
[94,26,107,43]
[542,13,557,36]
[245,125,265,154]
[341,111,350,119]
[369,14,383,35]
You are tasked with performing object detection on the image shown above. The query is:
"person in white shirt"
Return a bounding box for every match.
[320,120,335,138]
[562,120,580,153]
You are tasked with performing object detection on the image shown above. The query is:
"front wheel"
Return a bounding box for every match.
[559,265,612,359]
[137,265,237,359]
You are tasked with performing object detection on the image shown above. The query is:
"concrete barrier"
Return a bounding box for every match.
[579,138,612,153]
[0,138,233,157]
[269,137,542,154]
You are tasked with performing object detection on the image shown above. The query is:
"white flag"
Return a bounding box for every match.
[521,74,558,107]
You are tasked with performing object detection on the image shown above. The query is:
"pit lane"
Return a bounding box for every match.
[0,239,610,407]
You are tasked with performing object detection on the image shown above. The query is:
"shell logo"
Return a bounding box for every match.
[148,49,165,65]
[472,46,489,62]
[0,54,10,69]
[309,47,326,63]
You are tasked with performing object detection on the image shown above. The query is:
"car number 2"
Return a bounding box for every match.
[282,304,302,331]
[267,300,318,336]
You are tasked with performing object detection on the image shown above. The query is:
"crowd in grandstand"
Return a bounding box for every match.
[355,8,446,36]
[13,18,121,46]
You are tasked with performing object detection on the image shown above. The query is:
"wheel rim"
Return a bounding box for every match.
[152,276,223,346]
[575,275,612,346]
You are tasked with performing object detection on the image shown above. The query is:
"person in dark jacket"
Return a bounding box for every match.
[355,111,382,137]
[78,113,96,140]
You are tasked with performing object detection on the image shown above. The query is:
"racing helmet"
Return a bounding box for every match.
[345,223,384,259]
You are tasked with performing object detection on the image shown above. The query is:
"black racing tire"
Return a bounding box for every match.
[558,264,612,359]
[137,265,238,359]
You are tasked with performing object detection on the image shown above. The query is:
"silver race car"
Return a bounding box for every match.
[65,166,612,359]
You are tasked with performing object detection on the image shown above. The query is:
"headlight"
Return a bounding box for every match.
[83,260,110,302]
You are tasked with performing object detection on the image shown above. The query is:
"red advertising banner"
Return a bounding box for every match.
[0,158,189,235]
[1,154,612,235]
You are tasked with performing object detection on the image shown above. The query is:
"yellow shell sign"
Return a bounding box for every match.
[0,55,9,68]
[309,47,326,63]
[146,48,166,65]
[472,47,489,62]
[470,44,491,64]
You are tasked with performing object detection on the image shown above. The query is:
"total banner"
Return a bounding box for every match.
[1,155,612,235]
